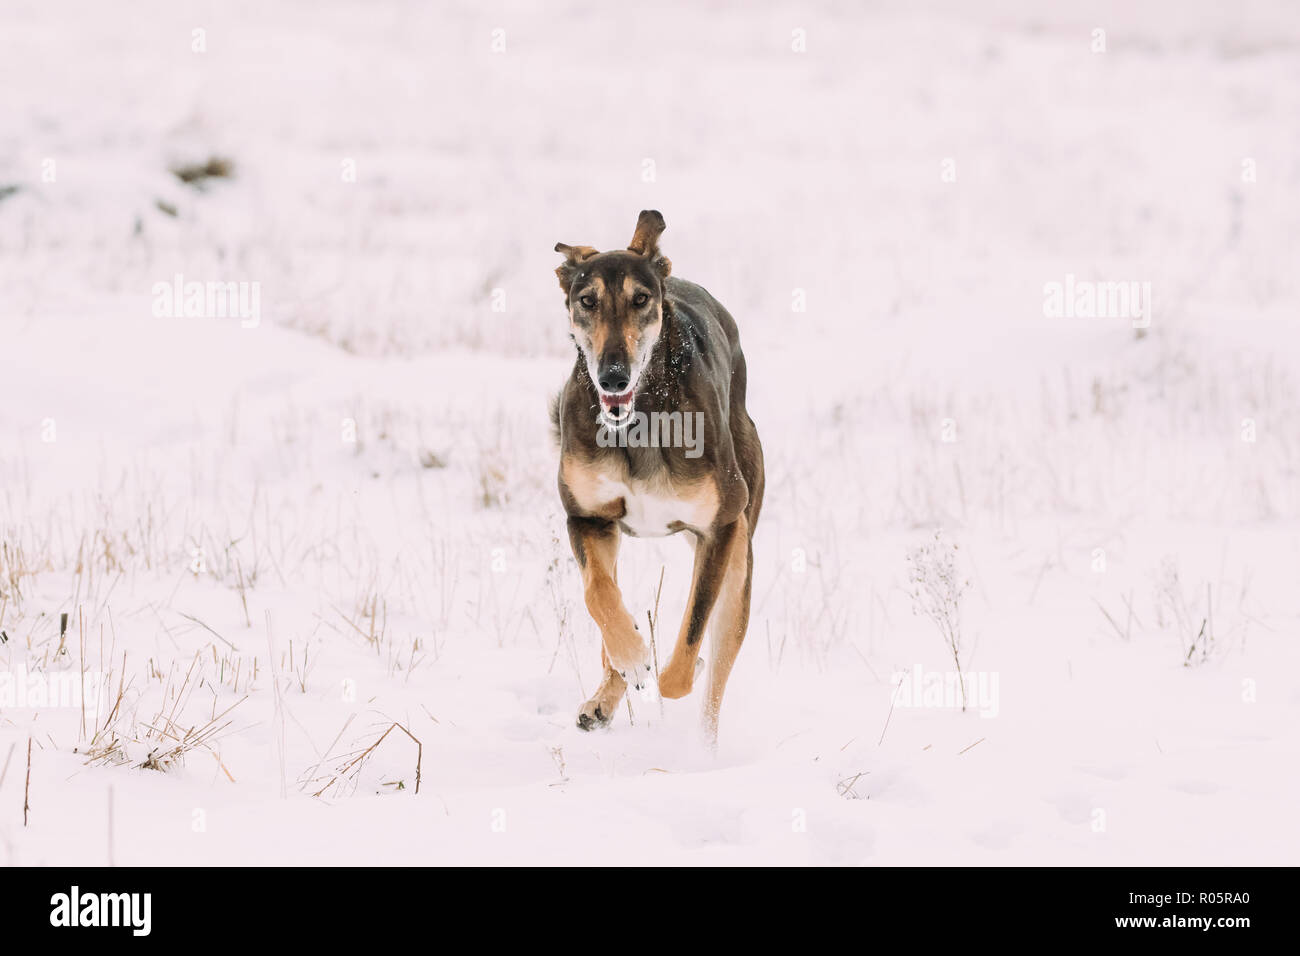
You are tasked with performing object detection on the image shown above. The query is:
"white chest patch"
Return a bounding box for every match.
[593,474,711,537]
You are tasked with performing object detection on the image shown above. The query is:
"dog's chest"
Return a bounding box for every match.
[587,473,715,538]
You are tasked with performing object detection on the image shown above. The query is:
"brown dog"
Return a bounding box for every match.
[551,210,764,739]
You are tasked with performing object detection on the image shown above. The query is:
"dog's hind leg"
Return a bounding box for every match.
[702,514,753,741]
[658,515,746,702]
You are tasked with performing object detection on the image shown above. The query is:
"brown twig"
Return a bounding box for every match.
[313,722,423,798]
[234,558,251,628]
[23,737,32,826]
[1095,598,1126,641]
[79,607,87,743]
[836,771,869,799]
[178,611,238,651]
[878,675,904,746]
[647,565,665,717]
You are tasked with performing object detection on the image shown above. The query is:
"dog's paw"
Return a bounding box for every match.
[576,669,629,731]
[605,639,652,691]
[576,698,613,731]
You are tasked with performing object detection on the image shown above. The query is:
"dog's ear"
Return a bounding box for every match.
[627,210,665,256]
[627,210,671,280]
[554,242,600,294]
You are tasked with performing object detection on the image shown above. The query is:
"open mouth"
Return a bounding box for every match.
[598,388,636,427]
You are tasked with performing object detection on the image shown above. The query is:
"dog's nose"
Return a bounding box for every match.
[598,365,630,393]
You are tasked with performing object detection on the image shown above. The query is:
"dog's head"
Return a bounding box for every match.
[555,210,672,428]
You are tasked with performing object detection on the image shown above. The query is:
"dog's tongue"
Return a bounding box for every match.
[601,390,634,409]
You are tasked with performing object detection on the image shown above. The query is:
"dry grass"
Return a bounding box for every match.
[307,720,423,798]
[170,156,234,186]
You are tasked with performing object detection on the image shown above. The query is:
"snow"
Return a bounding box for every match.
[0,0,1297,865]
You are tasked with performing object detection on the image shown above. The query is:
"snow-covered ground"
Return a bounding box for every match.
[1,0,1297,865]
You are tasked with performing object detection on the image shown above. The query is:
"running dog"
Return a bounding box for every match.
[551,210,764,739]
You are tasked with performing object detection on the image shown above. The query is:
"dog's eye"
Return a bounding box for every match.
[633,292,649,307]
[578,295,596,309]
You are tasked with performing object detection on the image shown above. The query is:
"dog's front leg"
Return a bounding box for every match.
[567,516,651,730]
[657,518,742,700]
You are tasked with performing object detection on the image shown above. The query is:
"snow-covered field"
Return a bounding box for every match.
[1,0,1298,865]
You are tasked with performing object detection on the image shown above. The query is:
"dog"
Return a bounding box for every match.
[551,210,764,739]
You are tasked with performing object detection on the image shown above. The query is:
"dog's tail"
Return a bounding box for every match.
[547,390,562,450]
